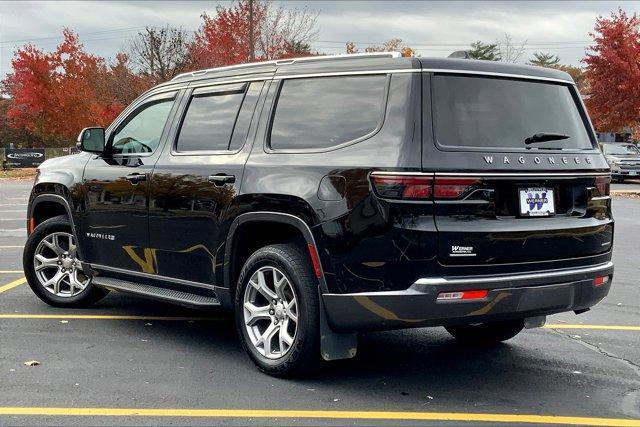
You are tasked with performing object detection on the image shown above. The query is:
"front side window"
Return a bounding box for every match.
[111,94,176,155]
[176,89,246,152]
[432,75,593,150]
[270,75,388,151]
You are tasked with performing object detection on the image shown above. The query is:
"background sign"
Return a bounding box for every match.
[4,148,45,168]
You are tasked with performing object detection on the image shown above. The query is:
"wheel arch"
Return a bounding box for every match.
[28,192,83,258]
[224,212,328,298]
[224,211,356,362]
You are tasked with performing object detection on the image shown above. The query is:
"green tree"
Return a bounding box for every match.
[468,41,500,61]
[528,52,561,67]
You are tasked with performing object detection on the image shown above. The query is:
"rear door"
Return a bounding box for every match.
[422,72,613,266]
[148,81,266,286]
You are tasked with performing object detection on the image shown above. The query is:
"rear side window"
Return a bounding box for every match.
[432,75,593,150]
[176,87,245,152]
[270,75,388,151]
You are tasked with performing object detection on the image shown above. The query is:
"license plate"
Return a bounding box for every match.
[519,187,555,217]
[630,171,637,176]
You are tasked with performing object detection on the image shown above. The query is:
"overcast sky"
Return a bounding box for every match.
[1,0,638,80]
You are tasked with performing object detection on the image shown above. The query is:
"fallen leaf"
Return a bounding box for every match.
[23,360,39,366]
[60,320,68,324]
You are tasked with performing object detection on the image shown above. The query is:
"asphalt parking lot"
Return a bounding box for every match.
[0,180,638,426]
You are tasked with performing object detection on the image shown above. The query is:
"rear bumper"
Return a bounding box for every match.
[322,261,613,331]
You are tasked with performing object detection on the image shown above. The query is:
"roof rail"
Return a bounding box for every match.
[171,52,402,81]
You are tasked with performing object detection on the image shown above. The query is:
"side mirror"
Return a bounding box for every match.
[77,127,105,154]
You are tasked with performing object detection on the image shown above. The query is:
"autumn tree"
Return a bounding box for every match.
[584,8,640,133]
[345,38,415,57]
[528,52,561,67]
[258,3,318,59]
[558,65,587,94]
[2,29,137,145]
[129,26,192,84]
[468,41,500,61]
[189,0,319,70]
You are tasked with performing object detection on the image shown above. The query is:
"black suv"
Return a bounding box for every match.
[24,53,614,375]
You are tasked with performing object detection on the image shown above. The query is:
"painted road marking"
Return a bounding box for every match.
[0,314,218,321]
[545,324,640,331]
[0,218,23,221]
[0,270,24,274]
[0,246,24,248]
[0,277,26,293]
[0,407,636,426]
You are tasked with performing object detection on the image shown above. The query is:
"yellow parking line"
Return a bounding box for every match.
[0,270,24,274]
[0,277,26,293]
[545,324,640,331]
[0,314,217,321]
[0,407,637,426]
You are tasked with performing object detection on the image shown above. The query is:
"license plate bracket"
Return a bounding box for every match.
[519,187,555,217]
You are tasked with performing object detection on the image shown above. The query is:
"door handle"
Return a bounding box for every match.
[125,173,147,184]
[208,174,235,186]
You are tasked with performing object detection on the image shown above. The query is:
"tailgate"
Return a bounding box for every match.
[433,173,612,265]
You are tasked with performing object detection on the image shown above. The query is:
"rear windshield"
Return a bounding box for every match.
[603,144,639,155]
[432,75,593,150]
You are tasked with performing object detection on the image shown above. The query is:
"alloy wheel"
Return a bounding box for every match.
[243,266,298,359]
[33,231,90,298]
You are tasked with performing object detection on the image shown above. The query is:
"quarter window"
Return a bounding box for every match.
[176,89,245,152]
[270,75,388,151]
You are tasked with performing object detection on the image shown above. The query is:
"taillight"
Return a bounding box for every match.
[370,175,433,200]
[371,174,480,200]
[594,176,611,197]
[433,178,480,199]
[594,275,609,287]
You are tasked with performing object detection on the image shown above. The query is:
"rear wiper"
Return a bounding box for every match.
[525,132,570,145]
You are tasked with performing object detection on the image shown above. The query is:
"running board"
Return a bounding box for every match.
[92,277,220,308]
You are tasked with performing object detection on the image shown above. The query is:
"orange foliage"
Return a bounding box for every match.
[584,9,640,133]
[2,30,148,144]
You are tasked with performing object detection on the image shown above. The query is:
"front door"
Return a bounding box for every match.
[149,81,266,285]
[78,90,180,272]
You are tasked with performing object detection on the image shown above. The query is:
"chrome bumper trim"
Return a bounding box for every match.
[414,261,613,286]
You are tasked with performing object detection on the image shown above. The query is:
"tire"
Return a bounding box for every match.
[235,243,320,377]
[445,319,524,345]
[23,215,109,308]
